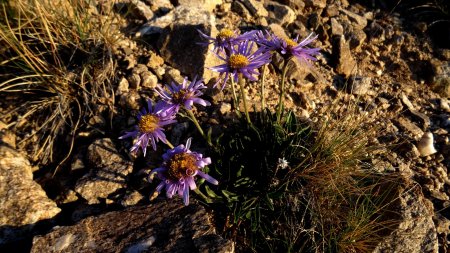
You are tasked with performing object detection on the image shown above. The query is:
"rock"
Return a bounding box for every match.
[340,9,367,29]
[156,6,220,83]
[120,191,144,207]
[333,35,356,77]
[307,12,320,30]
[417,132,438,157]
[231,1,252,20]
[119,90,141,110]
[123,0,154,20]
[240,0,268,17]
[175,0,222,12]
[350,76,371,95]
[132,64,159,89]
[265,1,296,26]
[0,121,15,148]
[304,0,326,9]
[268,23,289,38]
[330,18,344,36]
[147,51,165,70]
[0,145,60,244]
[31,201,234,253]
[137,8,177,36]
[132,64,148,75]
[394,117,424,139]
[373,182,438,253]
[400,92,415,111]
[398,141,421,160]
[280,0,304,12]
[146,0,173,14]
[410,110,431,130]
[141,71,158,89]
[324,5,339,17]
[74,138,133,204]
[439,98,450,113]
[432,77,450,98]
[128,73,141,89]
[219,102,231,115]
[349,28,366,50]
[117,77,129,95]
[434,213,450,234]
[163,67,184,85]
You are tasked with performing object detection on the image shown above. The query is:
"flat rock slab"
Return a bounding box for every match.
[31,200,234,253]
[0,145,60,244]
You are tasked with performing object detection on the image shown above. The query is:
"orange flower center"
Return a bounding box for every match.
[138,114,160,133]
[284,38,297,47]
[167,153,198,181]
[228,54,249,69]
[217,29,235,40]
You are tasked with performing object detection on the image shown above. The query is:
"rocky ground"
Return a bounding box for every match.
[0,0,449,252]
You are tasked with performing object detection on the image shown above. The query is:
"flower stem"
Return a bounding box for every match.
[165,140,175,149]
[261,65,267,111]
[186,109,212,146]
[238,74,251,124]
[230,77,240,111]
[194,188,212,203]
[276,59,290,123]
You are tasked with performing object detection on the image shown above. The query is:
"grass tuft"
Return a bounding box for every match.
[201,99,402,252]
[0,0,119,168]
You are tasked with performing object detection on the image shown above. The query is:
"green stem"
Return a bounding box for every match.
[186,109,205,136]
[230,77,240,111]
[276,59,290,123]
[186,109,212,146]
[261,65,267,111]
[194,188,212,203]
[238,74,251,124]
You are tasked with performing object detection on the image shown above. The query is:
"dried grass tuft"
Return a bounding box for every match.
[0,0,119,169]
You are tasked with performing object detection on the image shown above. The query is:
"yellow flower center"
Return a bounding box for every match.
[138,114,160,133]
[217,29,235,40]
[228,54,249,69]
[167,153,198,180]
[284,38,298,47]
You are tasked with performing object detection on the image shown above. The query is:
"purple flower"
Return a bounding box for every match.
[210,40,272,89]
[119,100,176,156]
[154,76,211,114]
[150,138,218,206]
[255,31,320,63]
[198,28,257,52]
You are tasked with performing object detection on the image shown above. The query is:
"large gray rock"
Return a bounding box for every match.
[74,138,133,204]
[31,200,234,253]
[156,6,220,83]
[374,183,438,253]
[0,145,61,244]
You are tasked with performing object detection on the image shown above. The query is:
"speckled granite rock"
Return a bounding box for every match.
[31,200,234,253]
[0,145,60,244]
[373,182,438,253]
[74,138,133,204]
